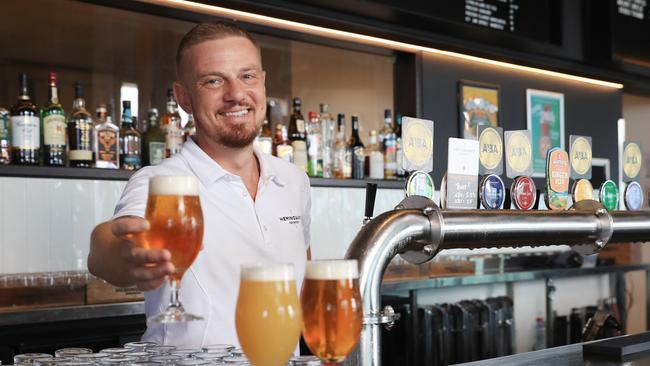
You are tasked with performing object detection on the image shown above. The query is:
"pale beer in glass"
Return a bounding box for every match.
[137,175,204,323]
[301,259,363,365]
[235,263,302,366]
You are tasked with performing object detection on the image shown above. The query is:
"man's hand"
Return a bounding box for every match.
[89,217,175,292]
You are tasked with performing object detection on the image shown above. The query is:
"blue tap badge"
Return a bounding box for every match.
[480,174,505,209]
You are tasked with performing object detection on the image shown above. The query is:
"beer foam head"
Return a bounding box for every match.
[241,263,295,282]
[149,176,199,196]
[305,259,359,280]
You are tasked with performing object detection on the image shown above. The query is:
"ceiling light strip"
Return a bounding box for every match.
[141,0,624,89]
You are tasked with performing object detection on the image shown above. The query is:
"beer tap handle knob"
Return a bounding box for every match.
[364,183,378,224]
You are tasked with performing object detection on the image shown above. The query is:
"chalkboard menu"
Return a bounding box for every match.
[611,0,650,63]
[368,0,561,45]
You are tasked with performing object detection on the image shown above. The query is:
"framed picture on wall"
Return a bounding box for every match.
[526,89,565,177]
[458,81,500,140]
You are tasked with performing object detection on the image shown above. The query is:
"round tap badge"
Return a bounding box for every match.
[570,137,592,177]
[599,180,619,211]
[545,148,570,210]
[505,131,532,175]
[624,142,642,180]
[440,173,448,209]
[405,170,435,200]
[480,174,505,209]
[571,179,594,203]
[511,176,536,210]
[624,181,644,211]
[479,127,503,171]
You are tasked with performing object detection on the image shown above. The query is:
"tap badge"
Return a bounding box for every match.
[505,130,533,178]
[599,180,619,211]
[624,181,644,211]
[572,179,594,203]
[569,135,592,179]
[623,142,642,182]
[480,174,505,209]
[545,147,569,210]
[405,170,435,200]
[478,126,503,175]
[511,175,536,210]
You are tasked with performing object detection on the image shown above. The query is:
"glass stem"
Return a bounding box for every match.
[169,278,182,309]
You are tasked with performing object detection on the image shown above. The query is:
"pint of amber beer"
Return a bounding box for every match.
[236,263,302,366]
[301,260,363,365]
[139,175,204,323]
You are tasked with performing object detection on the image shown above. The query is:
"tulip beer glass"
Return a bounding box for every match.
[139,175,204,323]
[235,263,302,366]
[301,260,363,366]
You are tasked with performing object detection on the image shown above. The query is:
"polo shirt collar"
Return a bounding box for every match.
[181,137,285,187]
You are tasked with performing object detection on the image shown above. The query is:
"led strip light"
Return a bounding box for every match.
[140,0,624,89]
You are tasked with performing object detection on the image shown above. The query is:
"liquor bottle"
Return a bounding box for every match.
[395,113,405,179]
[119,100,142,170]
[333,113,349,179]
[162,89,183,157]
[350,115,365,180]
[0,107,10,164]
[319,104,335,178]
[93,105,119,169]
[184,114,196,141]
[306,111,323,177]
[10,73,40,165]
[273,123,293,162]
[142,108,166,166]
[255,101,273,155]
[42,72,66,166]
[380,109,397,179]
[366,130,384,179]
[288,97,308,172]
[67,82,94,167]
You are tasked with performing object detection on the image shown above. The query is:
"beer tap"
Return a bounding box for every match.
[363,183,378,225]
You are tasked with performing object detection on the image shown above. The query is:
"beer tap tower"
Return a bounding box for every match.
[344,197,650,366]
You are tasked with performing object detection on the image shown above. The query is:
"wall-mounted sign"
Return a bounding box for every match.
[526,89,564,177]
[459,81,499,140]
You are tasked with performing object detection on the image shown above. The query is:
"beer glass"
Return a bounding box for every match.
[300,260,363,366]
[235,263,302,366]
[137,175,204,323]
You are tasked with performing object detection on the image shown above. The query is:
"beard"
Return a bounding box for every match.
[214,121,260,148]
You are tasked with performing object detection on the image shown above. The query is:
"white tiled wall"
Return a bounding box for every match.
[0,177,126,274]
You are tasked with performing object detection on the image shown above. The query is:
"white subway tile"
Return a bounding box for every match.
[50,179,74,271]
[26,179,52,272]
[3,178,29,274]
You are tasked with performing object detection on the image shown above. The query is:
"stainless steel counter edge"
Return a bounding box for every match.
[381,264,650,293]
[0,301,145,326]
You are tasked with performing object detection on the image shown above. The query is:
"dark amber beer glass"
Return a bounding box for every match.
[139,175,204,323]
[300,260,363,365]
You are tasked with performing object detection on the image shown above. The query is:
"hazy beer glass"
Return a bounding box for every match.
[235,263,302,366]
[301,260,363,365]
[138,175,204,323]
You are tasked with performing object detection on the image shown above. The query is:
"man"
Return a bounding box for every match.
[88,21,311,347]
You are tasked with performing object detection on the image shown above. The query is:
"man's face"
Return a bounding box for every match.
[175,36,266,149]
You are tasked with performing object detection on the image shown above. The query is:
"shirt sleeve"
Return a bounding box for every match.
[112,167,155,220]
[301,172,312,249]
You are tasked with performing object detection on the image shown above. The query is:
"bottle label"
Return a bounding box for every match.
[0,115,9,140]
[148,141,166,165]
[369,151,384,179]
[296,119,305,133]
[123,154,141,168]
[97,129,118,164]
[277,145,294,163]
[69,118,93,160]
[352,146,365,179]
[11,115,40,149]
[343,149,352,178]
[69,150,93,161]
[165,124,184,157]
[255,137,273,155]
[292,140,308,171]
[43,114,66,146]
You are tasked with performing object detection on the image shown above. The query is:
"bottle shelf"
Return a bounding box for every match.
[0,165,406,189]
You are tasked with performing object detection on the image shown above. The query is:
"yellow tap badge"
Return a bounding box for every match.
[478,126,503,174]
[505,130,532,178]
[623,141,642,182]
[569,135,592,179]
[402,117,434,172]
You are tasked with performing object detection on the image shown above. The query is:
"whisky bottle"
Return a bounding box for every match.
[333,113,348,179]
[395,113,405,179]
[11,73,40,165]
[142,108,166,166]
[183,114,196,141]
[93,105,119,169]
[162,89,183,157]
[67,82,94,167]
[42,72,66,166]
[319,104,335,178]
[288,97,308,172]
[0,107,10,164]
[273,123,293,163]
[350,115,365,180]
[380,109,397,179]
[119,100,142,170]
[255,101,274,155]
[306,111,323,177]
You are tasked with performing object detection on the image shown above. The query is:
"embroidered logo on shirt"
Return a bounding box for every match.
[279,215,301,225]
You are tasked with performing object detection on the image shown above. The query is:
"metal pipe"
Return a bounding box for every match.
[344,208,432,366]
[610,211,650,243]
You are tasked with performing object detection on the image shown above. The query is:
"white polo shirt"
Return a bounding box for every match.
[112,137,311,347]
